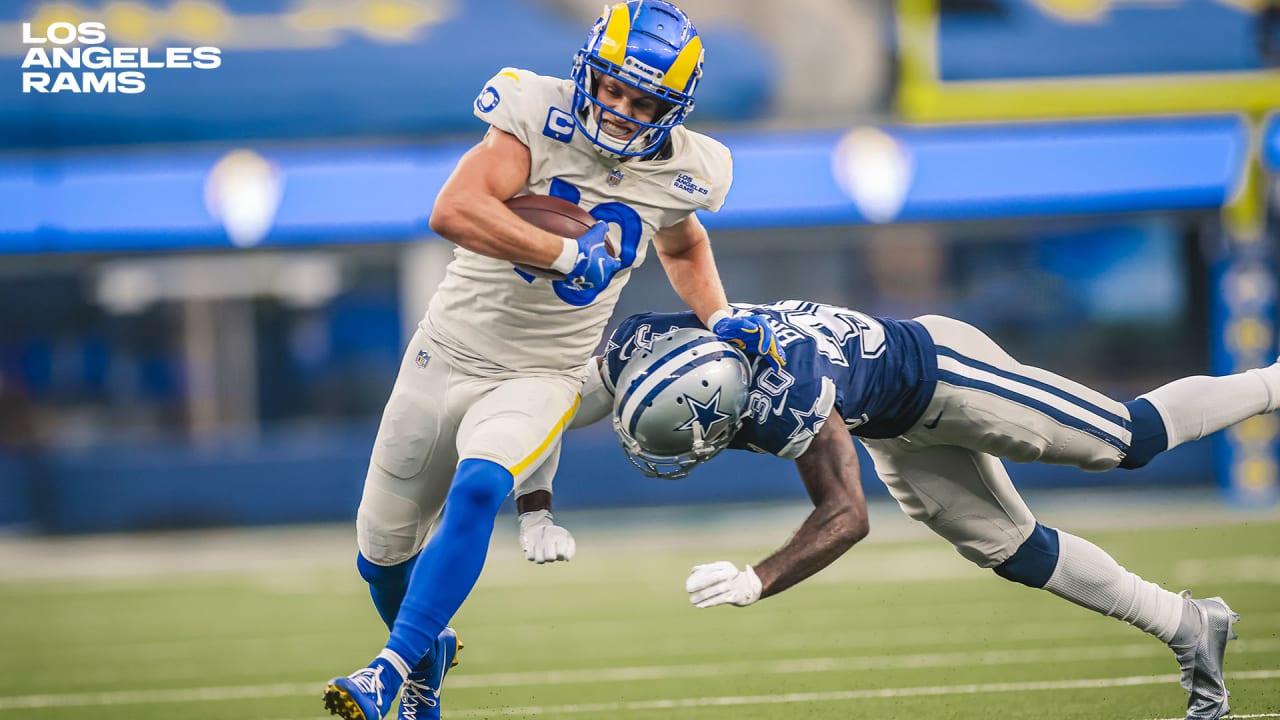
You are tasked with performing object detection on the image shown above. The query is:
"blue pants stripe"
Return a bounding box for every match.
[937,346,1129,428]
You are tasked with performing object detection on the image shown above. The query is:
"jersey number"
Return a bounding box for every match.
[547,178,643,306]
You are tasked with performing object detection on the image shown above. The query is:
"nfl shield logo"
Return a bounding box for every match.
[607,169,623,187]
[415,350,430,368]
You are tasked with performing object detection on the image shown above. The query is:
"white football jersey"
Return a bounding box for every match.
[420,67,733,378]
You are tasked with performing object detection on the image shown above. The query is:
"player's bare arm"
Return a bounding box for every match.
[753,415,870,598]
[684,413,868,609]
[651,213,731,325]
[428,127,576,270]
[654,219,787,369]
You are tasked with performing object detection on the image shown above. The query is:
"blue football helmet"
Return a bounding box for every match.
[571,0,703,158]
[612,328,751,479]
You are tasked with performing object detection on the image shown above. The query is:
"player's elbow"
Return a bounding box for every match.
[428,197,463,239]
[849,511,870,545]
[835,505,870,549]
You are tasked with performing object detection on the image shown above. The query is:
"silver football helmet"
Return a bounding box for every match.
[612,327,751,479]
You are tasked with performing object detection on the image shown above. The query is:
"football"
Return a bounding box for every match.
[505,194,617,279]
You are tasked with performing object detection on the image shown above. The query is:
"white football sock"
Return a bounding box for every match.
[1254,361,1280,413]
[1043,531,1185,643]
[377,648,411,681]
[1139,361,1280,450]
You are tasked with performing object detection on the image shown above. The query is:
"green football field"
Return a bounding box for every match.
[3,491,1279,720]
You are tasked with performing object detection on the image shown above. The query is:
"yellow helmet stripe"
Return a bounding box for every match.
[598,3,632,66]
[662,34,702,93]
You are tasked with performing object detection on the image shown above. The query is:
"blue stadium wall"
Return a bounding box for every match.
[0,418,1214,534]
[0,114,1261,533]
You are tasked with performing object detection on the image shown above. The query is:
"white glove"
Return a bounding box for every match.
[685,561,762,608]
[518,509,576,564]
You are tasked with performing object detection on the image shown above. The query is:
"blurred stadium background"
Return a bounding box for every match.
[2,1,1279,718]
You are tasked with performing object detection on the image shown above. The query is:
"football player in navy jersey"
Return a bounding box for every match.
[520,300,1280,720]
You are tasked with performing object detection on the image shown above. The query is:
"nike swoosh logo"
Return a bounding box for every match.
[923,409,944,429]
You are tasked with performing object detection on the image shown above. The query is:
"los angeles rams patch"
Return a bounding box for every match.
[670,172,711,197]
[475,86,500,113]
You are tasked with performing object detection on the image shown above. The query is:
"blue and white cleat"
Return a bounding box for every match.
[324,657,402,720]
[398,627,462,720]
[1172,593,1240,720]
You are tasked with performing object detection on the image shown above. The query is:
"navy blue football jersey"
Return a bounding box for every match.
[602,301,938,458]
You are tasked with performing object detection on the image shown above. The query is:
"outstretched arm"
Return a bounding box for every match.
[756,417,870,597]
[686,417,869,607]
[652,214,730,326]
[653,215,785,371]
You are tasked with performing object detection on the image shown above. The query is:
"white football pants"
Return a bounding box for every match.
[861,314,1132,567]
[356,328,580,565]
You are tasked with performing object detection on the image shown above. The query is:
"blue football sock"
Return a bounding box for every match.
[1118,398,1168,469]
[994,523,1060,588]
[356,551,417,630]
[386,458,511,666]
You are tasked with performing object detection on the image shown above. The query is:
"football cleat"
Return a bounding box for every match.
[324,657,402,720]
[397,627,462,720]
[1171,593,1240,720]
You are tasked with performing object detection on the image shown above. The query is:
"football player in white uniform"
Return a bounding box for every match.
[524,301,1280,720]
[322,3,785,719]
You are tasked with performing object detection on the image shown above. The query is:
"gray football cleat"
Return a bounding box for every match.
[1171,593,1240,720]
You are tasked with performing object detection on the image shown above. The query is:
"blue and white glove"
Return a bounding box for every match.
[709,310,786,372]
[551,222,621,292]
[686,561,762,608]
[518,509,576,564]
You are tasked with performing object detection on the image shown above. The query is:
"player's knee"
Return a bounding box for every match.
[357,540,418,566]
[928,512,1024,568]
[356,488,424,564]
[993,523,1060,588]
[356,551,415,586]
[448,459,513,515]
[1118,398,1168,469]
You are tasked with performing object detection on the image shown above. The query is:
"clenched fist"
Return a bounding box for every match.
[518,509,576,564]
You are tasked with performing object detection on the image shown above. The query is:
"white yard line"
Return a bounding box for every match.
[271,709,1280,720]
[1150,716,1280,720]
[0,641,1276,710]
[444,672,1280,717]
[272,707,1280,720]
[444,638,1280,687]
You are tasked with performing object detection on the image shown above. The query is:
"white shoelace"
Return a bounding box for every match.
[350,666,387,708]
[398,679,439,719]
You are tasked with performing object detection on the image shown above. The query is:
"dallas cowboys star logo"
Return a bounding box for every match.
[787,400,826,442]
[676,389,731,434]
